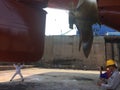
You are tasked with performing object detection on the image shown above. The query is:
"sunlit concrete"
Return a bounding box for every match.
[0,68,101,90]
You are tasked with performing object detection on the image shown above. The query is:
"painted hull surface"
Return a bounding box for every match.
[48,0,79,10]
[97,0,120,30]
[0,0,47,62]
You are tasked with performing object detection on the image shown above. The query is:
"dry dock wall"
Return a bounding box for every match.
[38,36,105,70]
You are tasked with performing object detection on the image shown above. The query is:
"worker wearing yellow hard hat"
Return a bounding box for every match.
[97,59,120,90]
[106,59,117,67]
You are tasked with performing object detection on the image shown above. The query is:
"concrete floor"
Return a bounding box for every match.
[0,68,101,90]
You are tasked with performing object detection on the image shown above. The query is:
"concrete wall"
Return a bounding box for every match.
[39,36,105,70]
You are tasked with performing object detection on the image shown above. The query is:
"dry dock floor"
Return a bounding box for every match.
[0,68,102,90]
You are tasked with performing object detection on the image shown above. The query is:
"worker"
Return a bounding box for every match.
[10,63,24,82]
[97,59,120,90]
[99,66,112,84]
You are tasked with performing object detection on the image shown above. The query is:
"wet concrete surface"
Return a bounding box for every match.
[0,68,101,90]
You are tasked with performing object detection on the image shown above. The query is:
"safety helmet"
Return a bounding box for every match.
[106,59,115,67]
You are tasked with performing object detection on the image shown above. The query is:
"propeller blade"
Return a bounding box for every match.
[69,0,99,57]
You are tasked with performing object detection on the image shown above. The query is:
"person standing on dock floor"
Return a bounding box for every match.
[10,63,24,82]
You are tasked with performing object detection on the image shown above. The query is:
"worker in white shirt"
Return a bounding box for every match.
[97,59,120,90]
[10,63,24,82]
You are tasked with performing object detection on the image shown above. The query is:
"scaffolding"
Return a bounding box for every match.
[104,36,120,69]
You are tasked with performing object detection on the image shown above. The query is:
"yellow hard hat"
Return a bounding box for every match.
[106,59,115,67]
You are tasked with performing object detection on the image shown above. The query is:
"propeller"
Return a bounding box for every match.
[69,0,99,57]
